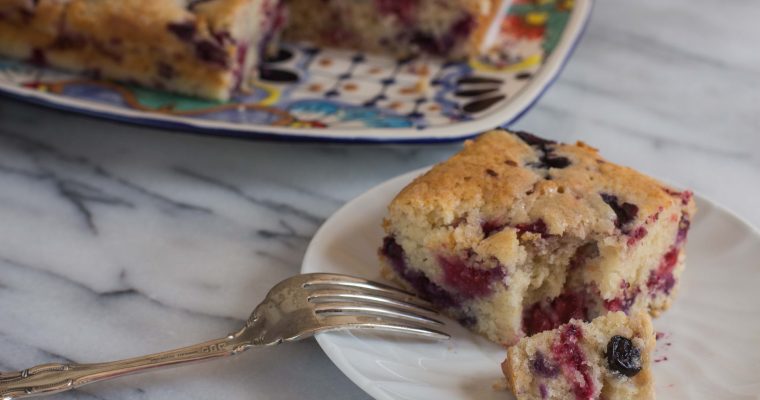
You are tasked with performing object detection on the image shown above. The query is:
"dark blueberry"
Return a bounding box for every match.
[606,335,642,377]
[530,352,559,378]
[513,131,556,147]
[195,40,228,67]
[544,156,571,169]
[167,21,196,41]
[504,160,518,167]
[601,194,639,229]
[381,236,405,267]
[485,168,498,177]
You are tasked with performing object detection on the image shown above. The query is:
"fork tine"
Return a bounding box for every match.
[316,315,450,340]
[313,302,444,326]
[303,274,433,309]
[307,288,438,313]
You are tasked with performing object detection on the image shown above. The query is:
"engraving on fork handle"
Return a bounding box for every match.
[0,334,252,400]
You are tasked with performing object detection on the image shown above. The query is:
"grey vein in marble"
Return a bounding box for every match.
[0,1,759,399]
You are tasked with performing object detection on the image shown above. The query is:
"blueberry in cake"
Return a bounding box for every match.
[0,0,284,100]
[379,129,696,345]
[502,312,655,400]
[283,0,510,59]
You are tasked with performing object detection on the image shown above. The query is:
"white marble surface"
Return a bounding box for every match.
[0,0,759,399]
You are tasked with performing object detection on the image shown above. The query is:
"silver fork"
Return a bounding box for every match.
[0,273,448,400]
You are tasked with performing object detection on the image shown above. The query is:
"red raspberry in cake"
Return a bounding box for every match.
[379,129,696,344]
[502,312,656,399]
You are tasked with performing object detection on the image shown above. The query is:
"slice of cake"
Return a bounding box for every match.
[502,312,656,400]
[0,0,283,100]
[379,129,696,345]
[283,0,510,59]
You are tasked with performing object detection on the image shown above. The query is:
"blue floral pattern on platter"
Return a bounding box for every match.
[0,0,591,142]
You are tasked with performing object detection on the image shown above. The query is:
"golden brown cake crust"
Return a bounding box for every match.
[391,129,692,238]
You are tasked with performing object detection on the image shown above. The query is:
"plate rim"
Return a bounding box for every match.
[0,0,594,143]
[301,167,760,400]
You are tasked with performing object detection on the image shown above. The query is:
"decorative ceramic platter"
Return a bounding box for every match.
[302,168,760,399]
[0,0,591,142]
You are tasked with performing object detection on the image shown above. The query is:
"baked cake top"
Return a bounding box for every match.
[389,129,695,239]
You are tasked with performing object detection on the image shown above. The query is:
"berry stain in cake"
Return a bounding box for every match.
[604,282,640,313]
[552,324,595,399]
[523,293,588,336]
[381,236,457,308]
[626,226,648,246]
[438,255,505,298]
[647,247,679,295]
[530,352,559,378]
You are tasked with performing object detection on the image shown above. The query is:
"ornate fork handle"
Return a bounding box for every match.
[0,329,253,400]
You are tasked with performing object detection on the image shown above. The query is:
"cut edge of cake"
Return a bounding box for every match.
[379,129,696,345]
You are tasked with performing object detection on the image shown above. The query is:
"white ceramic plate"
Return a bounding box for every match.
[301,168,760,399]
[0,1,591,143]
